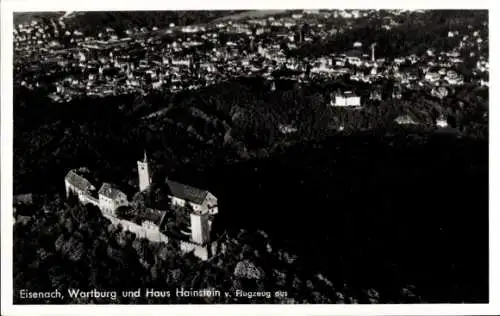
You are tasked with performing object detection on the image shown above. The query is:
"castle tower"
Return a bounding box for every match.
[137,151,151,192]
[190,212,210,245]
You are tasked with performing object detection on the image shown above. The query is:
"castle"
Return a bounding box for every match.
[64,152,220,260]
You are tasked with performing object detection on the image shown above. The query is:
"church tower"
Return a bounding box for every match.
[137,151,151,192]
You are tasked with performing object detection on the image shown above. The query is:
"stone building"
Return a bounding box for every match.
[98,182,129,216]
[165,179,218,215]
[65,169,96,199]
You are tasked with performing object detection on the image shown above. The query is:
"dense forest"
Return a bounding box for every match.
[13,130,488,303]
[13,76,488,193]
[215,131,488,303]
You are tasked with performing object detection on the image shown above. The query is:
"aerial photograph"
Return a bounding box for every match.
[11,9,488,304]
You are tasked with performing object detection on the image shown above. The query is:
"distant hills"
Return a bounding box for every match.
[14,11,245,35]
[14,12,65,25]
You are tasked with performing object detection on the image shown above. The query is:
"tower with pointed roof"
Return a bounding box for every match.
[137,151,151,192]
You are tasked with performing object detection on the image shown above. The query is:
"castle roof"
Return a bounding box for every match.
[65,170,95,192]
[98,182,126,200]
[165,179,208,205]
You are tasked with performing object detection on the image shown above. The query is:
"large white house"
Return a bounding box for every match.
[331,91,361,107]
[165,179,218,215]
[436,115,449,128]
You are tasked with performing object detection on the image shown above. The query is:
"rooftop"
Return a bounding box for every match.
[165,179,209,205]
[65,169,95,192]
[98,182,126,199]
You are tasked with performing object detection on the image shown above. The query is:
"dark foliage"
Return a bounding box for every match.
[212,132,488,303]
[13,129,488,303]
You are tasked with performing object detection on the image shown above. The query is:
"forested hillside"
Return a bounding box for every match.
[14,75,488,302]
[14,129,488,303]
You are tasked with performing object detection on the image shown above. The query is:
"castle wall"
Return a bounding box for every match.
[102,213,169,244]
[103,213,212,261]
[80,194,99,207]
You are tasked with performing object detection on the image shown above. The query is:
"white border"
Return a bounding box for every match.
[1,1,498,315]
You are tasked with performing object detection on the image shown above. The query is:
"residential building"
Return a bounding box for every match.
[331,91,361,107]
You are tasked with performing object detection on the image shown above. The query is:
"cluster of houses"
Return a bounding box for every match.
[15,10,488,107]
[64,152,221,260]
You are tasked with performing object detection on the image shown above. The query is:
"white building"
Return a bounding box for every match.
[98,183,129,215]
[436,116,449,128]
[444,70,463,85]
[166,179,218,215]
[431,86,449,99]
[331,91,361,107]
[279,124,298,134]
[353,41,363,48]
[64,169,99,206]
[346,56,362,67]
[425,72,441,83]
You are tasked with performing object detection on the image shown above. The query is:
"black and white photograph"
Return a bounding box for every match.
[1,0,498,315]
